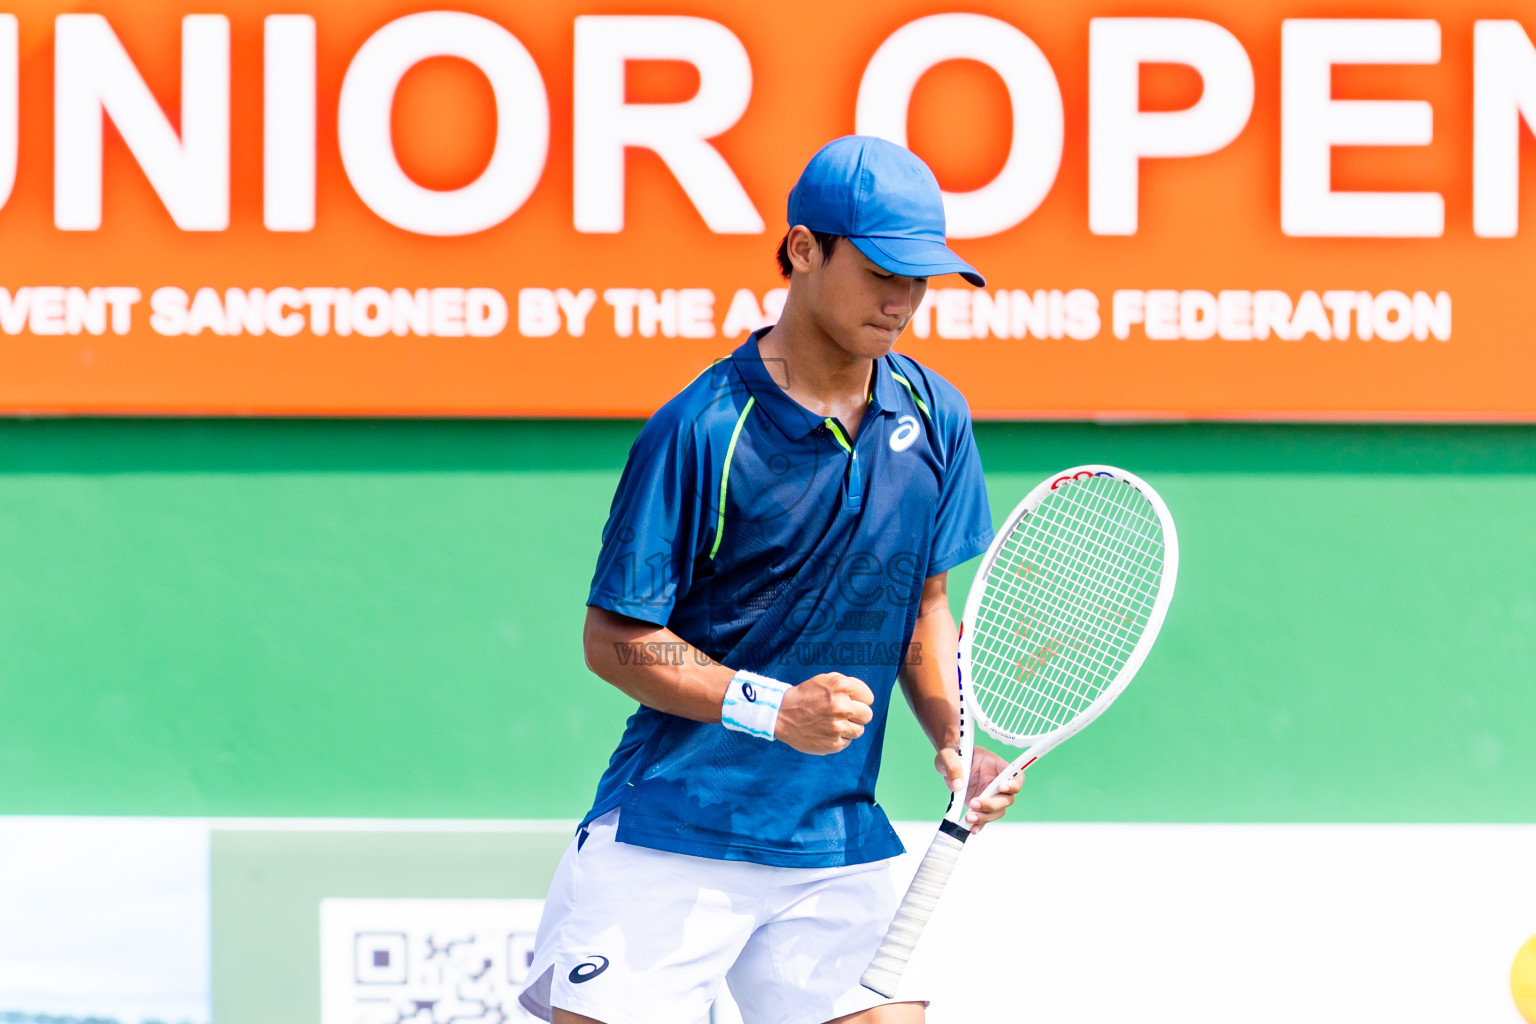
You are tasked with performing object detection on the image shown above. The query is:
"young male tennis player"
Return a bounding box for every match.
[518,136,1020,1024]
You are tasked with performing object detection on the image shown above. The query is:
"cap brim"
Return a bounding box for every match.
[849,235,986,287]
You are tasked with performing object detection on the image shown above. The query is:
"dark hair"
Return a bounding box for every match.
[775,230,841,279]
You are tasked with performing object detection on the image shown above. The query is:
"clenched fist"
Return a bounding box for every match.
[775,673,875,754]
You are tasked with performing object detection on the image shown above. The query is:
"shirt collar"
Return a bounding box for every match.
[733,328,901,440]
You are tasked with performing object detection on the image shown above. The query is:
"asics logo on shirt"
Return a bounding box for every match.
[569,956,610,983]
[890,415,921,452]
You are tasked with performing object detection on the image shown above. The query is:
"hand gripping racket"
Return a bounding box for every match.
[861,465,1179,998]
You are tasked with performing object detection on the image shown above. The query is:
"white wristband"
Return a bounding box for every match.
[721,670,790,741]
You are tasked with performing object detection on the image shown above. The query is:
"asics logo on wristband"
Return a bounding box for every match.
[569,956,610,983]
[723,670,788,740]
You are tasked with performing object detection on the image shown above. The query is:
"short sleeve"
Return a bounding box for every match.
[587,407,706,626]
[928,403,994,577]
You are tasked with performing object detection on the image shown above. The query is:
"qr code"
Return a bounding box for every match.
[319,898,546,1024]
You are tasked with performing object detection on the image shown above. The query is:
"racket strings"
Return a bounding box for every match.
[974,520,1152,732]
[981,485,1161,730]
[968,477,1164,741]
[1010,503,1160,660]
[996,485,1161,714]
[975,535,1142,725]
[978,494,1155,685]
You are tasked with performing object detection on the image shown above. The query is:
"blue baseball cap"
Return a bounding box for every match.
[786,136,984,287]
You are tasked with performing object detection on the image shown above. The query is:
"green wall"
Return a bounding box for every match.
[0,420,1531,823]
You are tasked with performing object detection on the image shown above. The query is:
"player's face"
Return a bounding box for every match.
[800,235,929,358]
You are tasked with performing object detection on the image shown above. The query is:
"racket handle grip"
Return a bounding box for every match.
[861,826,967,998]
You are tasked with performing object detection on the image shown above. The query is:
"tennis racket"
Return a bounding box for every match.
[861,465,1179,998]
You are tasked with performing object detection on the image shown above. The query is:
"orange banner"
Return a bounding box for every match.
[1,0,1535,417]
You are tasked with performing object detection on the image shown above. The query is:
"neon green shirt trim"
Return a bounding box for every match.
[889,372,931,419]
[710,396,756,560]
[823,418,853,453]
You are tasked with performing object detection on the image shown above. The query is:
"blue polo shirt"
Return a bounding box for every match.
[583,329,993,867]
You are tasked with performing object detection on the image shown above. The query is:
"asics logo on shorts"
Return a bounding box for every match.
[890,415,920,452]
[569,955,609,983]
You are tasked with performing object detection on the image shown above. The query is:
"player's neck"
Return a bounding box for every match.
[758,307,874,431]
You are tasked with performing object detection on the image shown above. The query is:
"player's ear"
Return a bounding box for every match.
[785,225,820,275]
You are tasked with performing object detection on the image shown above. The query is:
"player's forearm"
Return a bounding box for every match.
[899,579,963,753]
[583,605,734,722]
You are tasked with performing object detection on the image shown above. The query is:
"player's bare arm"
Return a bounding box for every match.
[898,572,1021,834]
[583,606,875,754]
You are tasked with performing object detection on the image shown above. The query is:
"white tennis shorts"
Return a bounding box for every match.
[517,809,923,1024]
